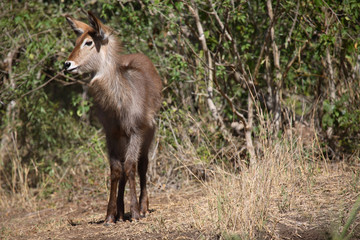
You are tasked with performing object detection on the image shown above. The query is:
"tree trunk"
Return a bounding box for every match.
[323,6,336,139]
[188,0,225,127]
[267,0,282,133]
[0,48,19,170]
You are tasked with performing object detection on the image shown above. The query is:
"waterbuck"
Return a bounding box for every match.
[64,11,162,223]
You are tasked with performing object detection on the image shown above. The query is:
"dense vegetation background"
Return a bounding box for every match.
[1,0,360,238]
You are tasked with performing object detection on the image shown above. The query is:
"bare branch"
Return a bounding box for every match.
[285,0,300,48]
[20,70,64,99]
[281,40,308,82]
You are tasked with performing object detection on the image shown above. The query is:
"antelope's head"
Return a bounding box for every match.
[64,11,110,74]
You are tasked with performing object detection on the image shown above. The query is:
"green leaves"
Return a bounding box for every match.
[72,94,92,118]
[1,0,360,201]
[322,100,335,129]
[322,95,360,150]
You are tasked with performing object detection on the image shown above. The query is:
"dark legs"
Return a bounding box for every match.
[104,132,127,224]
[116,171,127,221]
[104,126,155,223]
[105,160,122,223]
[138,126,155,217]
[124,133,142,220]
[138,155,149,217]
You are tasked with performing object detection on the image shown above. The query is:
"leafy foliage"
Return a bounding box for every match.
[1,0,360,198]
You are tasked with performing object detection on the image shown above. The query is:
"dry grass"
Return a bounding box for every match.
[1,144,359,239]
[1,116,360,239]
[190,127,360,239]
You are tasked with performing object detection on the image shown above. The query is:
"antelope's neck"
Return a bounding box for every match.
[89,63,130,115]
[88,36,130,112]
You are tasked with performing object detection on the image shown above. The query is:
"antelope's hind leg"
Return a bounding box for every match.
[115,135,128,221]
[138,126,155,217]
[116,171,127,221]
[124,133,143,220]
[125,160,140,220]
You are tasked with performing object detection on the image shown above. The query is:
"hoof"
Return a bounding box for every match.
[103,221,115,227]
[104,215,116,226]
[140,210,149,218]
[131,212,140,221]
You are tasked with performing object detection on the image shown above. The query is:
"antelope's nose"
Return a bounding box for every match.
[64,61,71,70]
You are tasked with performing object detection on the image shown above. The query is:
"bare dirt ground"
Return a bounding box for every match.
[0,185,205,240]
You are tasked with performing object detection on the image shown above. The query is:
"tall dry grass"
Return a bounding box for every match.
[190,118,352,239]
[0,129,109,209]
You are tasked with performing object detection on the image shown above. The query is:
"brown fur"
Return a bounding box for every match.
[64,12,162,223]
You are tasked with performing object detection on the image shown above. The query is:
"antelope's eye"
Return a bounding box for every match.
[85,41,93,46]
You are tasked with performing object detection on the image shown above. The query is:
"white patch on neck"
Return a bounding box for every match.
[90,72,103,84]
[89,37,117,84]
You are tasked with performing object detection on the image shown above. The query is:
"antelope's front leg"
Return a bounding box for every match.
[105,160,122,224]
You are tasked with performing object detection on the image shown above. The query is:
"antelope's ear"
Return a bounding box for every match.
[65,15,90,36]
[87,11,108,41]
